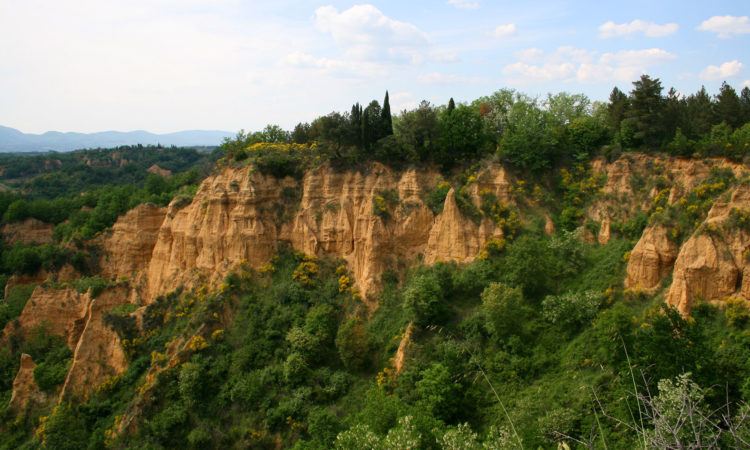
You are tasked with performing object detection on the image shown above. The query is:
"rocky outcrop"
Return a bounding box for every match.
[625,225,679,292]
[666,185,750,314]
[3,285,131,400]
[147,164,172,177]
[61,287,130,400]
[1,218,54,245]
[8,287,91,349]
[100,204,166,280]
[8,354,46,412]
[145,163,510,301]
[393,323,413,374]
[424,189,501,265]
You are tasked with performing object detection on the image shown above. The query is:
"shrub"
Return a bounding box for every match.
[336,319,370,371]
[426,181,451,214]
[542,290,604,328]
[480,283,529,340]
[403,273,446,326]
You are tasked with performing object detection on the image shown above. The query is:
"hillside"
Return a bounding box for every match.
[1,77,750,449]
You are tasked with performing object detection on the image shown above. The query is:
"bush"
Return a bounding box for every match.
[542,290,604,328]
[403,273,446,326]
[336,319,370,371]
[33,344,72,391]
[425,181,451,214]
[480,283,529,340]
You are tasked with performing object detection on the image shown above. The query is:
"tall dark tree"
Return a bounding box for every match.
[350,103,364,148]
[683,87,715,139]
[606,87,629,132]
[626,74,666,147]
[741,87,750,125]
[381,91,393,136]
[447,97,456,112]
[291,123,311,144]
[362,100,382,147]
[715,82,742,128]
[662,87,684,140]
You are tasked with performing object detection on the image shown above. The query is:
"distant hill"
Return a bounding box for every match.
[0,125,234,152]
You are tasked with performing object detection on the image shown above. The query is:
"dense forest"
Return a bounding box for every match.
[1,76,750,449]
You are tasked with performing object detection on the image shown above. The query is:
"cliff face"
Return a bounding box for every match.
[1,218,54,245]
[145,163,512,300]
[8,354,46,412]
[3,285,131,402]
[625,225,678,291]
[666,184,750,314]
[100,204,166,281]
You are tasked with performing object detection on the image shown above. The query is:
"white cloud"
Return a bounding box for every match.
[698,16,750,38]
[503,47,675,84]
[744,80,750,88]
[491,23,517,38]
[283,52,386,78]
[515,48,543,62]
[700,60,743,80]
[599,20,678,38]
[447,0,479,10]
[314,4,428,62]
[503,62,576,81]
[418,72,484,84]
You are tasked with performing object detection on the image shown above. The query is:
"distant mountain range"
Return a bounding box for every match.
[0,125,234,152]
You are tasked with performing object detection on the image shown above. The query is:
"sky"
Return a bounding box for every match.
[0,0,748,134]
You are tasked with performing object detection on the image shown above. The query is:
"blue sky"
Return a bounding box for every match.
[1,0,748,133]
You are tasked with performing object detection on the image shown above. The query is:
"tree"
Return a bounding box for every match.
[394,101,440,162]
[715,82,743,128]
[336,319,370,370]
[499,100,557,172]
[350,102,364,148]
[416,363,460,421]
[740,86,750,125]
[683,87,715,139]
[447,97,456,112]
[437,103,487,167]
[480,282,529,340]
[626,74,666,148]
[403,272,446,326]
[363,100,383,148]
[607,87,629,131]
[292,122,312,143]
[644,373,718,449]
[545,92,591,126]
[381,91,393,136]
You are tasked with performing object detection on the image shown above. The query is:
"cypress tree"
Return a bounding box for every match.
[350,103,363,148]
[381,91,393,136]
[448,97,456,112]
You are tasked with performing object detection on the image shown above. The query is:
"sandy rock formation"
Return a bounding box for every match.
[393,323,414,374]
[8,287,91,349]
[61,287,130,400]
[1,218,54,245]
[3,285,132,400]
[100,204,166,280]
[145,163,509,301]
[625,225,679,291]
[424,189,501,265]
[147,164,172,177]
[666,185,750,314]
[8,354,46,412]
